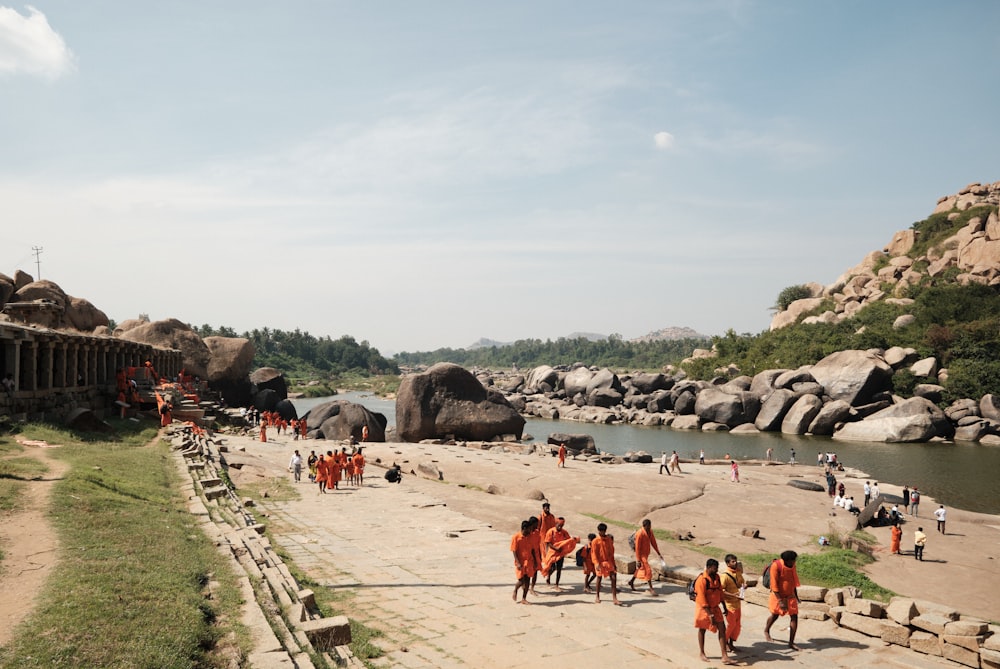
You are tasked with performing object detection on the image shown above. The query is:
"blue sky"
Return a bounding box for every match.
[1,2,998,355]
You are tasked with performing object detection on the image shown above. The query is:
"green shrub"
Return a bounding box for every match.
[774,284,814,311]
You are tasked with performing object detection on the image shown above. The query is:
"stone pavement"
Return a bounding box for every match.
[260,471,958,669]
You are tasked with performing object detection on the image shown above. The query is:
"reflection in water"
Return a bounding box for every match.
[292,393,1000,514]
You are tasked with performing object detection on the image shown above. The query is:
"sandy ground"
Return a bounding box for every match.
[0,440,69,646]
[235,433,1000,623]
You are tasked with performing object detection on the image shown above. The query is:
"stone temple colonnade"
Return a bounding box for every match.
[0,322,182,421]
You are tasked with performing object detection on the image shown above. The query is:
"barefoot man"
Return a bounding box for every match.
[764,550,802,651]
[557,442,567,468]
[591,523,621,605]
[628,518,664,595]
[541,517,578,591]
[511,520,536,605]
[695,558,734,665]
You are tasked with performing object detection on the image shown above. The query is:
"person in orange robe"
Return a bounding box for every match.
[527,516,542,595]
[557,442,567,468]
[299,419,308,439]
[290,419,299,440]
[694,558,733,665]
[510,520,536,604]
[628,518,664,595]
[541,517,578,590]
[316,455,328,494]
[890,523,902,554]
[353,449,366,486]
[538,502,557,546]
[160,401,172,427]
[361,424,369,442]
[326,451,344,490]
[342,448,354,486]
[581,533,597,593]
[115,368,127,393]
[259,422,267,443]
[720,554,746,654]
[764,550,802,651]
[591,523,620,605]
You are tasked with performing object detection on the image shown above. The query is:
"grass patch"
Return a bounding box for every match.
[269,543,385,667]
[0,422,249,669]
[0,455,50,481]
[239,475,300,504]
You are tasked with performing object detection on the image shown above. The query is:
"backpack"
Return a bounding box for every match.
[761,558,777,589]
[627,531,637,551]
[686,575,699,601]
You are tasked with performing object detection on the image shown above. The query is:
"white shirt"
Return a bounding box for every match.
[864,483,871,496]
[289,453,302,468]
[934,507,946,521]
[872,484,880,498]
[661,453,668,465]
[844,498,854,511]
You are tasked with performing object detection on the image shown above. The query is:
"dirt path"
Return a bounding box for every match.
[0,440,69,647]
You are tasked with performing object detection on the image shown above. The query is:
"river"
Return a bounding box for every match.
[292,393,1000,515]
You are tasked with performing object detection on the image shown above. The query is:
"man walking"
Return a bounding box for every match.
[914,527,927,561]
[628,518,664,595]
[934,505,947,534]
[911,487,921,517]
[541,517,578,590]
[659,451,670,475]
[591,523,620,605]
[288,450,303,482]
[670,450,682,474]
[764,550,801,651]
[720,554,746,654]
[510,520,535,604]
[694,558,734,665]
[863,481,871,507]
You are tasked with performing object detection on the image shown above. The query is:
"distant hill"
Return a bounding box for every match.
[565,332,608,342]
[466,337,510,350]
[630,326,710,343]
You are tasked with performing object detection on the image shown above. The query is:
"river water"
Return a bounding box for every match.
[292,393,1000,515]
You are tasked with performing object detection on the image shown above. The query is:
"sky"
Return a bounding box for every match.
[1,2,998,355]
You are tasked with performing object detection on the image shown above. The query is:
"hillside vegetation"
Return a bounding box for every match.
[684,203,1000,403]
[394,335,710,370]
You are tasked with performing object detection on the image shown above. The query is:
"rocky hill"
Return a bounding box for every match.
[630,326,709,343]
[771,180,1000,330]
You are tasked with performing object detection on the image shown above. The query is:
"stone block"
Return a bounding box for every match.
[829,605,847,624]
[881,621,912,647]
[910,631,943,656]
[288,602,307,623]
[886,597,918,625]
[914,599,960,620]
[298,615,351,650]
[199,477,222,488]
[799,607,828,621]
[943,641,982,668]
[203,485,227,500]
[986,629,1000,652]
[845,598,885,618]
[839,612,886,638]
[824,588,845,607]
[797,585,828,602]
[615,556,636,574]
[981,647,1000,667]
[912,613,953,635]
[298,589,316,611]
[743,587,770,608]
[945,635,987,652]
[947,620,989,636]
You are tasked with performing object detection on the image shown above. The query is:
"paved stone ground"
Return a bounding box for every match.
[261,470,959,669]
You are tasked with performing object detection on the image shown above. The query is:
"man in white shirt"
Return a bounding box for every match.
[863,482,871,506]
[871,481,880,501]
[288,450,303,482]
[934,505,947,534]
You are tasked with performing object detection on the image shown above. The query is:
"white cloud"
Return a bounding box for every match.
[0,6,76,79]
[654,131,675,150]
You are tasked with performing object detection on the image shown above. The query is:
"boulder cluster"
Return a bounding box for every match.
[772,180,1000,330]
[0,270,109,332]
[484,353,1000,444]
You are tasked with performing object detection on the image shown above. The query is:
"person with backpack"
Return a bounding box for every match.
[763,550,802,651]
[720,554,746,653]
[627,519,664,596]
[693,558,734,665]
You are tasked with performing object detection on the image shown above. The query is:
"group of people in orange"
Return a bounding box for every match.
[511,501,800,664]
[258,411,308,443]
[304,447,366,491]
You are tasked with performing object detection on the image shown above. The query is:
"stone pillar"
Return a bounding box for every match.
[39,340,53,390]
[20,340,36,391]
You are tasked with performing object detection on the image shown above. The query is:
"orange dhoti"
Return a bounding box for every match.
[541,537,578,577]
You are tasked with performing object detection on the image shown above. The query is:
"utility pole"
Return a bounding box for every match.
[32,246,43,279]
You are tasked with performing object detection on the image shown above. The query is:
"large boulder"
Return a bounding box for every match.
[809,350,894,406]
[586,368,623,395]
[395,363,525,442]
[808,399,855,435]
[250,367,288,401]
[204,336,255,406]
[695,387,750,427]
[630,372,672,394]
[12,279,67,308]
[0,273,14,309]
[119,318,211,378]
[781,394,823,435]
[833,397,954,443]
[547,433,596,454]
[563,367,594,398]
[750,369,789,397]
[525,365,558,392]
[64,296,110,332]
[314,400,386,442]
[754,389,798,431]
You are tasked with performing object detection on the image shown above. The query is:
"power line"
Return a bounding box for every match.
[32,246,43,279]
